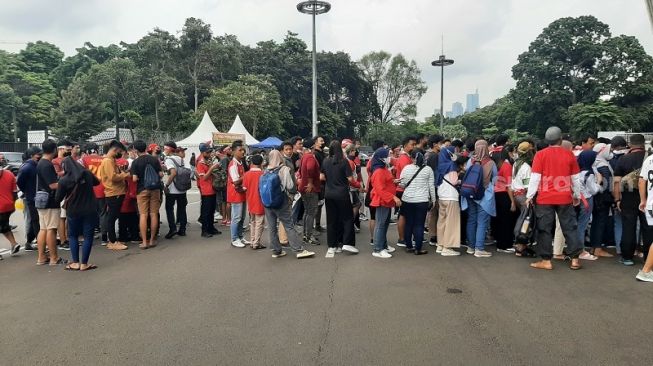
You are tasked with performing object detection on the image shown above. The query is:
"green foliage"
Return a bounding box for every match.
[18,41,64,75]
[51,76,108,141]
[564,101,627,138]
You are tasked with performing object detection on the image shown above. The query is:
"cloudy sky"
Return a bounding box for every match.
[1,0,651,120]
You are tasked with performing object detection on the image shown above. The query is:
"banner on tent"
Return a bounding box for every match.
[213,132,246,147]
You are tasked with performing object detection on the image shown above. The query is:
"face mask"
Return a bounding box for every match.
[63,151,72,157]
[115,153,123,159]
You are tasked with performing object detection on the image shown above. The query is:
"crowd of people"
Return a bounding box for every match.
[1,127,652,282]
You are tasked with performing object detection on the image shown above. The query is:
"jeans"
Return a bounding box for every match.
[403,202,429,251]
[230,202,246,241]
[577,197,593,246]
[301,192,319,237]
[165,192,188,233]
[24,200,39,244]
[105,195,124,243]
[67,214,98,264]
[265,198,304,254]
[614,210,623,254]
[325,198,354,248]
[292,197,304,226]
[373,206,392,253]
[535,204,582,259]
[200,195,217,234]
[466,200,490,251]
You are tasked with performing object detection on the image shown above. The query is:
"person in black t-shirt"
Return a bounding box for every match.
[425,135,444,245]
[35,139,63,265]
[613,134,648,265]
[130,140,163,249]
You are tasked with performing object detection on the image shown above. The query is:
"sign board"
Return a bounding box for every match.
[213,132,246,147]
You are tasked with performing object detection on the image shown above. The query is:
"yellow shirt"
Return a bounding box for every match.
[98,157,128,197]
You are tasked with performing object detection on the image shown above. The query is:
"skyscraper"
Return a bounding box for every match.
[451,102,464,118]
[466,89,480,113]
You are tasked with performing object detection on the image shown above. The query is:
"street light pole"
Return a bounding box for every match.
[297,1,331,137]
[431,55,454,132]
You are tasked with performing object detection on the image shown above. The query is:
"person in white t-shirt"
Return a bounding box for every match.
[511,141,536,257]
[163,142,189,239]
[636,153,653,282]
[436,146,464,256]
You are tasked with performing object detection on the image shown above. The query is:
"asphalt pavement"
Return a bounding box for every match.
[1,190,652,365]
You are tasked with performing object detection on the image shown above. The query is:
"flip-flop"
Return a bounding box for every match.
[49,258,67,266]
[36,260,48,265]
[139,244,149,250]
[570,263,583,270]
[65,264,80,271]
[80,265,97,271]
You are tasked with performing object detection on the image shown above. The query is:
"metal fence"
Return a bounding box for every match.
[0,142,41,153]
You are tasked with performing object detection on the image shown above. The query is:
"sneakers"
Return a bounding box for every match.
[164,231,177,240]
[24,243,37,251]
[474,250,493,258]
[201,232,214,238]
[466,247,475,255]
[231,239,246,248]
[386,245,396,253]
[369,240,374,246]
[579,251,598,261]
[342,245,359,254]
[619,258,635,266]
[58,241,70,251]
[497,248,516,254]
[304,235,320,246]
[436,245,443,254]
[272,251,287,258]
[441,248,461,257]
[326,247,336,258]
[107,242,128,251]
[11,244,20,256]
[429,241,438,247]
[396,241,406,248]
[296,250,315,259]
[372,250,392,259]
[636,270,653,282]
[215,213,223,221]
[240,238,251,246]
[335,247,343,253]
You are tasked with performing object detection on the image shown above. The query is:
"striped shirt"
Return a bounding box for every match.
[399,164,436,203]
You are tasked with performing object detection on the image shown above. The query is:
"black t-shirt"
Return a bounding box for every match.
[425,150,439,176]
[36,159,59,209]
[321,157,353,200]
[130,154,162,193]
[614,149,646,177]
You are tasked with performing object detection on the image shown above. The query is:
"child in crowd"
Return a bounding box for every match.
[242,155,266,250]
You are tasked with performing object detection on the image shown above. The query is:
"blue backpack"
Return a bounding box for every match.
[460,161,486,200]
[259,167,285,209]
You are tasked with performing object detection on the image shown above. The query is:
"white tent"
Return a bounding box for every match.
[228,115,259,145]
[176,111,219,164]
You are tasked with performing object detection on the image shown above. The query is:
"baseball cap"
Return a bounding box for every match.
[517,141,532,154]
[147,143,160,153]
[27,146,43,157]
[164,141,177,150]
[199,142,213,153]
[341,139,353,149]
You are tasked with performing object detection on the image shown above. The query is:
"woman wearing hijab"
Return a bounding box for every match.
[491,148,518,253]
[589,142,614,258]
[511,141,536,257]
[436,146,463,256]
[399,150,435,255]
[577,150,602,261]
[370,148,402,258]
[462,140,497,258]
[322,140,358,256]
[55,156,100,271]
[264,149,315,259]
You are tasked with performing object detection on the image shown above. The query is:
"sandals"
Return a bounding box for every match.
[80,264,97,271]
[49,257,66,266]
[569,260,582,270]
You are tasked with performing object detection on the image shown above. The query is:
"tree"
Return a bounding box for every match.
[0,84,21,141]
[180,18,212,112]
[565,101,627,138]
[199,74,286,138]
[18,41,64,75]
[51,76,107,141]
[2,70,57,139]
[359,51,427,124]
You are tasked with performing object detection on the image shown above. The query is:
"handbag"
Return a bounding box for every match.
[34,170,50,209]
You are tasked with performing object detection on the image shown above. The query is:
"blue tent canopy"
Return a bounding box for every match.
[250,136,283,149]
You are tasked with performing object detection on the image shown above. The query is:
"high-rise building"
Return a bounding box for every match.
[445,111,453,119]
[451,102,464,118]
[466,89,480,113]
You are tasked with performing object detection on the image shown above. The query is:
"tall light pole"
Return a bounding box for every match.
[431,55,454,132]
[297,1,331,137]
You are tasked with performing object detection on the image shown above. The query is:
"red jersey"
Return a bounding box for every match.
[121,177,137,213]
[298,152,321,193]
[531,146,580,205]
[494,161,513,193]
[0,170,17,213]
[370,168,396,208]
[393,153,412,192]
[227,159,246,203]
[52,157,64,177]
[242,168,264,215]
[82,154,105,199]
[196,158,215,196]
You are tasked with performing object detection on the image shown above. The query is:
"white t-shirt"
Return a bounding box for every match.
[437,171,459,201]
[164,155,185,194]
[640,155,653,215]
[511,163,531,192]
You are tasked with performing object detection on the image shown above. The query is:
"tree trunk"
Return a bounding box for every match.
[155,97,160,130]
[114,101,120,140]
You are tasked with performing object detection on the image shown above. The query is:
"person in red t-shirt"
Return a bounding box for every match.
[526,127,583,270]
[81,143,108,244]
[394,136,416,248]
[228,142,248,248]
[369,148,401,259]
[298,137,323,246]
[0,167,19,257]
[196,143,222,238]
[242,155,265,249]
[491,148,518,252]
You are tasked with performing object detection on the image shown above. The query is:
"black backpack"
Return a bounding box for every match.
[143,163,162,190]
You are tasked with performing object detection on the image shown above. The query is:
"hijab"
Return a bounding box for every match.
[436,146,457,186]
[577,150,597,178]
[370,148,389,174]
[267,149,283,170]
[473,140,491,164]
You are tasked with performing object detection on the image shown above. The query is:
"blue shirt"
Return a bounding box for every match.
[17,160,37,202]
